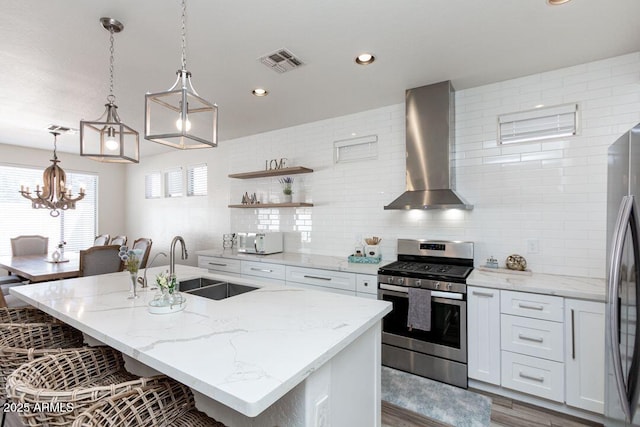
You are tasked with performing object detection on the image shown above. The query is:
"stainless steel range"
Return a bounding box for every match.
[378,239,474,388]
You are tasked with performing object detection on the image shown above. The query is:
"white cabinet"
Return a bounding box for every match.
[286,266,356,295]
[356,274,378,299]
[197,256,241,276]
[241,261,286,283]
[564,299,605,414]
[468,286,501,385]
[499,290,565,401]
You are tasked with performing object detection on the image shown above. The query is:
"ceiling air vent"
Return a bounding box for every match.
[46,124,78,134]
[259,48,305,73]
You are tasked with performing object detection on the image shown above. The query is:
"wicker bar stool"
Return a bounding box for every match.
[72,379,227,427]
[0,322,84,400]
[0,307,55,324]
[6,347,173,426]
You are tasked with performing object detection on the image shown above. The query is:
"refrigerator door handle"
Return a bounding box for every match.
[608,195,633,421]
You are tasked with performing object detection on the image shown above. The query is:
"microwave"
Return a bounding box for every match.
[236,232,284,254]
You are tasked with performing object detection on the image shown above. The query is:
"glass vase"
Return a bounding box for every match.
[128,271,139,299]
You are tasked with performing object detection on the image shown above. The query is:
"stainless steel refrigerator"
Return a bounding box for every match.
[606,124,640,426]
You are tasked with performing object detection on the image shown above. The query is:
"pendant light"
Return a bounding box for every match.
[20,132,86,217]
[144,0,218,149]
[80,17,139,163]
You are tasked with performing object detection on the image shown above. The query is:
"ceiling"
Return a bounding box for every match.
[2,0,639,158]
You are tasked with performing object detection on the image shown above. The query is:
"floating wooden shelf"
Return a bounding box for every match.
[228,203,314,208]
[228,166,313,179]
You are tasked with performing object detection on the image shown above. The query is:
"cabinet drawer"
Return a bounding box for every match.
[286,266,356,292]
[501,351,564,402]
[241,261,286,281]
[501,314,564,362]
[501,290,563,322]
[356,274,378,296]
[287,281,355,296]
[197,256,241,274]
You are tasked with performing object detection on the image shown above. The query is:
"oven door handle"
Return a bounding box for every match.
[378,283,464,300]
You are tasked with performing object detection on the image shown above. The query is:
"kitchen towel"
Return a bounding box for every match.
[407,287,431,332]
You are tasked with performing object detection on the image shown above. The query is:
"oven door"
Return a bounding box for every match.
[378,284,467,364]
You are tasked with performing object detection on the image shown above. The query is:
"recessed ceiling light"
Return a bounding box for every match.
[547,0,572,5]
[355,53,375,65]
[252,88,269,97]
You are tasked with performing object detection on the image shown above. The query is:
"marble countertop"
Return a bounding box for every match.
[11,265,391,417]
[467,268,606,302]
[196,248,387,275]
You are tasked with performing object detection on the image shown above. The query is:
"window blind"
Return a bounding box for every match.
[187,164,207,196]
[498,104,578,144]
[164,168,183,198]
[145,172,162,199]
[0,164,97,255]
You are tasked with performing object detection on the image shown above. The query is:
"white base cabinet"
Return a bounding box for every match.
[468,286,501,385]
[564,299,604,414]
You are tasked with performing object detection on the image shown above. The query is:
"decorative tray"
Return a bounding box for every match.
[148,295,187,314]
[348,255,382,264]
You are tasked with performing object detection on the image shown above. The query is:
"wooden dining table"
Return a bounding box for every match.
[0,252,80,283]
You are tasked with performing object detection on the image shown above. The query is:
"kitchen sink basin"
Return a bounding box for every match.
[183,281,259,300]
[179,277,225,292]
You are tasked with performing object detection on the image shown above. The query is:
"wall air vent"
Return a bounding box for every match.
[46,124,78,134]
[259,48,305,73]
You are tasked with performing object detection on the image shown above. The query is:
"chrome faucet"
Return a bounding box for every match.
[138,251,168,288]
[169,236,188,279]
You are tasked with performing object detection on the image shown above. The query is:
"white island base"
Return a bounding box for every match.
[12,265,390,427]
[116,323,382,427]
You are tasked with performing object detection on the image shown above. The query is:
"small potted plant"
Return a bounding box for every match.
[279,177,294,203]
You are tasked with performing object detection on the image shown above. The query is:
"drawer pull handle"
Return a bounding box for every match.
[519,371,545,382]
[208,262,227,267]
[518,333,544,343]
[251,267,273,273]
[518,302,544,311]
[472,291,494,297]
[304,275,332,281]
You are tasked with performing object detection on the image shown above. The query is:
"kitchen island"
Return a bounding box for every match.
[10,265,391,427]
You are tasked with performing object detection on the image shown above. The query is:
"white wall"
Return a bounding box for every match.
[126,52,640,279]
[0,143,126,238]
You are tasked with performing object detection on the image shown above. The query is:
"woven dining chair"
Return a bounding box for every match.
[0,322,85,400]
[6,347,170,426]
[72,378,227,427]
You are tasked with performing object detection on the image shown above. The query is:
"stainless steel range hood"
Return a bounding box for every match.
[384,81,472,210]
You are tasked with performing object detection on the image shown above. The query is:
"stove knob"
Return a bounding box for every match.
[398,278,405,285]
[434,282,440,289]
[447,283,452,291]
[415,279,422,288]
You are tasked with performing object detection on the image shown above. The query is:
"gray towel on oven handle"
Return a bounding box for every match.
[407,287,432,332]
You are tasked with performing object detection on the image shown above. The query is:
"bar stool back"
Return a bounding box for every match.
[6,347,170,426]
[0,322,84,399]
[72,379,227,427]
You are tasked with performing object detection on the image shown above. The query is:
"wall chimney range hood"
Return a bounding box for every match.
[384,81,472,210]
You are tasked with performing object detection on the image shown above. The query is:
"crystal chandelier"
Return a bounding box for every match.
[80,17,139,163]
[144,0,218,149]
[19,132,86,217]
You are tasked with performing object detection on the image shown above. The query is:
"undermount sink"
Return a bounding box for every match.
[181,278,259,300]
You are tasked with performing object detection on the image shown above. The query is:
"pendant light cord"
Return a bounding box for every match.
[107,27,115,104]
[181,0,187,70]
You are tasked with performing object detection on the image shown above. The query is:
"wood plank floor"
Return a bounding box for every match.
[381,389,603,427]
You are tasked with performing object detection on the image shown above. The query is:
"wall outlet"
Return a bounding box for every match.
[527,239,540,254]
[314,395,329,427]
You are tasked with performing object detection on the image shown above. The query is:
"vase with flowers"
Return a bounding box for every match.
[154,271,179,304]
[119,246,143,299]
[279,177,294,203]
